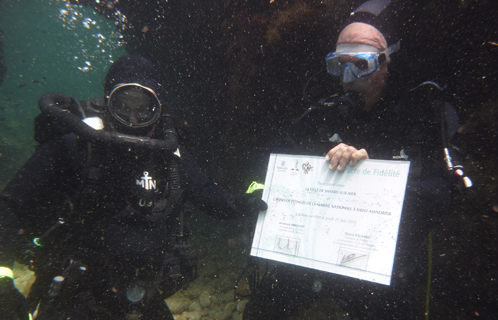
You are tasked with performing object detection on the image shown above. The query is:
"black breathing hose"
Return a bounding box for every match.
[38,92,179,152]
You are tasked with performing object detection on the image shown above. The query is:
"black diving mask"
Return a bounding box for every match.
[108,83,161,128]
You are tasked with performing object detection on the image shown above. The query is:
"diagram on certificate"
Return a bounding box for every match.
[274,237,300,256]
[250,154,410,285]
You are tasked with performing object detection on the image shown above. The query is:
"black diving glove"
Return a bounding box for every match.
[0,277,29,320]
[231,193,268,216]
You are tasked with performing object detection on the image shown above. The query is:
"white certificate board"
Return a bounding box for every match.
[250,154,410,285]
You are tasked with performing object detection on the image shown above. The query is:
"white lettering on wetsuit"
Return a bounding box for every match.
[136,171,157,190]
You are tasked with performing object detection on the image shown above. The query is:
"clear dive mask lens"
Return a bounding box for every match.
[108,83,161,128]
[341,66,356,84]
[325,52,386,80]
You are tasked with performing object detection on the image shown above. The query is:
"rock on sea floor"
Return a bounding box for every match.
[13,263,35,297]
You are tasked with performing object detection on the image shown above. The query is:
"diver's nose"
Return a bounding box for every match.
[341,64,356,84]
[129,111,138,125]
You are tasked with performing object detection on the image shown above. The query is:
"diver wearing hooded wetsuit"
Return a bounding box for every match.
[0,55,266,320]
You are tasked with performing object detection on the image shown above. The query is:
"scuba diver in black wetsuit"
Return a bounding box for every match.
[0,55,267,320]
[242,1,471,319]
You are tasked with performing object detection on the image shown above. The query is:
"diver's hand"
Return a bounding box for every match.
[232,193,268,215]
[325,143,368,171]
[0,277,29,320]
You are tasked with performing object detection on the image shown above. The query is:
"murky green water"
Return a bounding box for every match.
[0,0,126,186]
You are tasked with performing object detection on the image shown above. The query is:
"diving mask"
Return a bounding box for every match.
[325,51,386,81]
[325,42,400,83]
[108,83,161,128]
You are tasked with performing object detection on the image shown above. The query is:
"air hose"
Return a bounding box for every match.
[38,92,178,152]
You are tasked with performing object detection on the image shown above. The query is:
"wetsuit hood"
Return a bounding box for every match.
[104,55,163,100]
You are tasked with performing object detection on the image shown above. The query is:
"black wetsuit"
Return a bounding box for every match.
[0,126,241,319]
[243,86,457,320]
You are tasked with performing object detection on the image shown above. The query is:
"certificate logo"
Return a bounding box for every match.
[291,160,299,171]
[277,161,288,172]
[301,161,314,174]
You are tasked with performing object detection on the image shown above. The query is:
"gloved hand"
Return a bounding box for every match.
[0,277,30,320]
[232,193,268,215]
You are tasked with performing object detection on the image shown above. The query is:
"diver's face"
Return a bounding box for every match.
[112,90,154,126]
[108,83,162,131]
[340,56,389,111]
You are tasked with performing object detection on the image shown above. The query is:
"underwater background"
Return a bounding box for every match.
[1,0,497,319]
[0,0,126,183]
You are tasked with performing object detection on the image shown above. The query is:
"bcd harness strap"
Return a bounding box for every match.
[410,81,472,193]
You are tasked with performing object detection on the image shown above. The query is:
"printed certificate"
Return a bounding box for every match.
[250,154,410,285]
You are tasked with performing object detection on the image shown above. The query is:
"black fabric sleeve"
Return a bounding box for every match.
[179,145,241,220]
[0,134,83,267]
[0,201,18,269]
[397,96,455,237]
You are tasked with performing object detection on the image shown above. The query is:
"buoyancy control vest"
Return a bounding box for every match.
[27,92,193,260]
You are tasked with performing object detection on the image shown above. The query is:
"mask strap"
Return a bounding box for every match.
[386,41,401,57]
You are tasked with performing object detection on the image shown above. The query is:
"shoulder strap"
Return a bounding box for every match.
[73,141,107,224]
[409,81,472,192]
